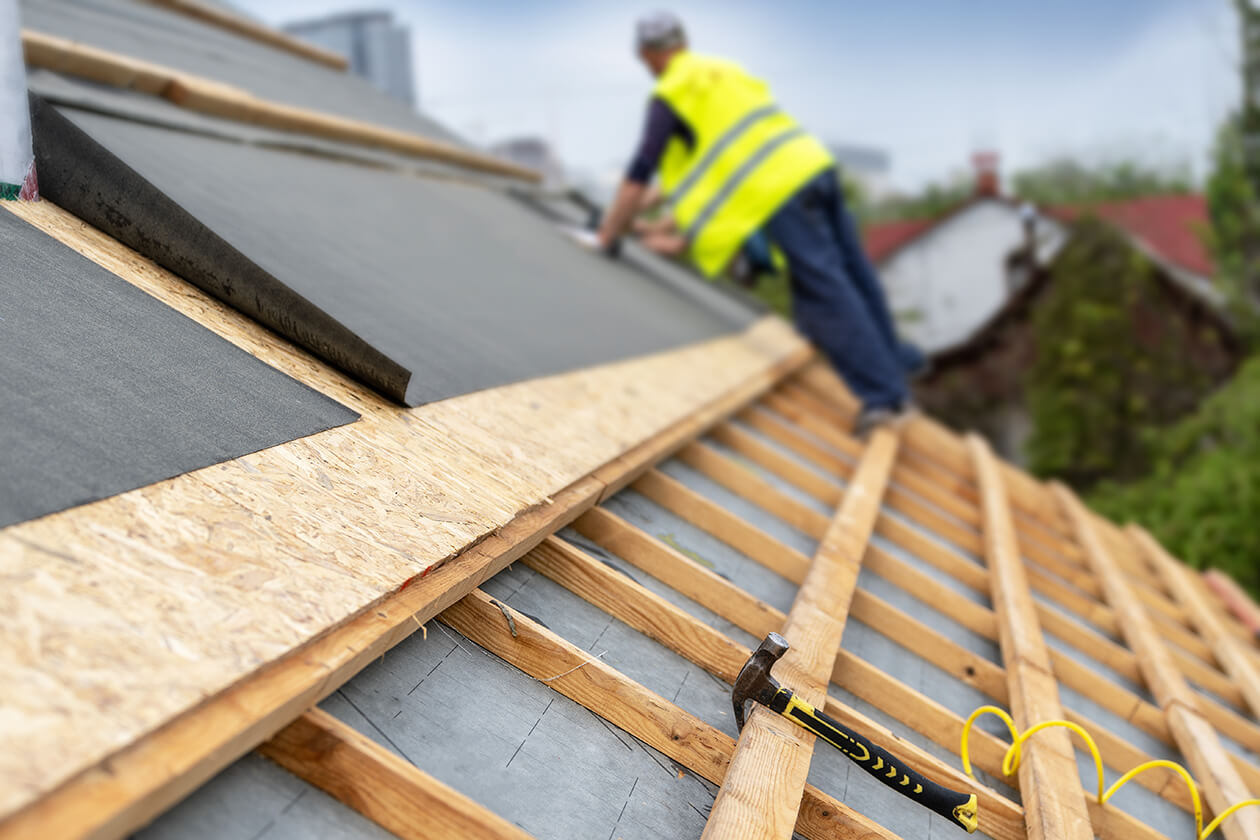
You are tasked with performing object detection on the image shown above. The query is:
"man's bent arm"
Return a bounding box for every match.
[597,179,647,249]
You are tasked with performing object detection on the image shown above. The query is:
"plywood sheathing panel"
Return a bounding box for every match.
[1056,486,1260,840]
[0,199,809,825]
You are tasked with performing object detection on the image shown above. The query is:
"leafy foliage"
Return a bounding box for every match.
[1206,117,1260,342]
[1025,219,1215,486]
[1012,157,1192,206]
[1090,355,1260,592]
[864,179,972,223]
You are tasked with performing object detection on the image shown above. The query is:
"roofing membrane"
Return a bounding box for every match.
[0,208,356,529]
[6,3,1260,839]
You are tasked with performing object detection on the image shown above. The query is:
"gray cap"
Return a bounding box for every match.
[635,11,686,51]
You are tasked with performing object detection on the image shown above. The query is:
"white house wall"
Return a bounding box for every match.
[879,200,1064,353]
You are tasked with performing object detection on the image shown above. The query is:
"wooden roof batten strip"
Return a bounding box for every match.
[138,0,351,70]
[1055,486,1260,840]
[1138,528,1260,723]
[969,435,1095,840]
[259,708,533,840]
[20,30,541,183]
[701,427,899,840]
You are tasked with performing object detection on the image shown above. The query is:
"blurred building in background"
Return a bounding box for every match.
[863,152,1231,461]
[283,10,415,106]
[829,142,893,202]
[864,153,1067,354]
[489,136,566,189]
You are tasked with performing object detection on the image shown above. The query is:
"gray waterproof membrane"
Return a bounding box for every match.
[31,98,758,406]
[0,209,357,529]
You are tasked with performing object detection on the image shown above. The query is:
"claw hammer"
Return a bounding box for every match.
[732,633,979,833]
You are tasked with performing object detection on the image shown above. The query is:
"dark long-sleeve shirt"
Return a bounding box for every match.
[625,97,696,185]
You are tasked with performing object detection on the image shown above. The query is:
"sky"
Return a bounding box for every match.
[240,0,1242,194]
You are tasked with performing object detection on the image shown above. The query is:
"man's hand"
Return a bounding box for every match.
[597,179,649,250]
[639,231,688,257]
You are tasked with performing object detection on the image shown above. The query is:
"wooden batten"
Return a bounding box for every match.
[702,428,899,840]
[1137,526,1260,724]
[138,0,351,69]
[0,198,810,835]
[531,522,1028,840]
[259,709,533,840]
[632,468,812,583]
[1056,486,1260,840]
[21,30,540,183]
[442,590,902,840]
[969,436,1094,840]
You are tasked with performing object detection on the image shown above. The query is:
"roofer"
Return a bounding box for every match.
[596,11,920,437]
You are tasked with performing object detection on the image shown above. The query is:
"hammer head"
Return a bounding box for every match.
[732,632,790,730]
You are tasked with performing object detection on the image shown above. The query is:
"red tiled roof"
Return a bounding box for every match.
[1049,194,1213,277]
[862,194,1213,279]
[863,218,936,262]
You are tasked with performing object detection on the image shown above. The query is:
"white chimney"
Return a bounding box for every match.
[1,0,37,200]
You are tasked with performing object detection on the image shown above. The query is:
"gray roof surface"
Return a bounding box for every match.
[33,96,755,405]
[134,419,1202,840]
[24,0,759,406]
[0,208,356,529]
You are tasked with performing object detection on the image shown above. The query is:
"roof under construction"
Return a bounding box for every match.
[5,4,1260,840]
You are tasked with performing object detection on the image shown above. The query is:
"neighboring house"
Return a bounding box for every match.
[864,178,1220,357]
[284,10,416,106]
[904,194,1237,462]
[863,166,1069,353]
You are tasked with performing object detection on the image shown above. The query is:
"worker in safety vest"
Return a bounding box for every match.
[596,12,921,437]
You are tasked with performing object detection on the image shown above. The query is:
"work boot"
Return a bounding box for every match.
[852,402,913,441]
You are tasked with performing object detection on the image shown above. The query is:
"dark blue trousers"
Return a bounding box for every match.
[763,170,914,411]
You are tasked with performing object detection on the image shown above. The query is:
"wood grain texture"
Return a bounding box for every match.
[572,507,784,640]
[259,709,532,839]
[1056,485,1260,840]
[574,504,1027,840]
[0,480,597,840]
[632,468,812,584]
[703,428,898,840]
[969,436,1094,840]
[793,361,1075,545]
[442,589,903,840]
[0,201,807,829]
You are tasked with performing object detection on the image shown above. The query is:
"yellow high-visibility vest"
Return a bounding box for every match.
[655,51,834,277]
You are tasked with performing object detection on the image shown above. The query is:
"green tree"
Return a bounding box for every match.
[1012,157,1191,207]
[865,179,972,223]
[1025,219,1215,487]
[1090,354,1260,592]
[1206,116,1260,341]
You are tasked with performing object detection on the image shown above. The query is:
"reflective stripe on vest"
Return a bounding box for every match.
[669,104,780,209]
[654,52,833,277]
[684,127,805,240]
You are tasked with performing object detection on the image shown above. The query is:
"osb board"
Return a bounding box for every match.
[0,200,808,821]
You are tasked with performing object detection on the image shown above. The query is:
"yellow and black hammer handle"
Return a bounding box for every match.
[765,685,979,833]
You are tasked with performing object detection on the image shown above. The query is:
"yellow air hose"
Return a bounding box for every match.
[961,705,1260,839]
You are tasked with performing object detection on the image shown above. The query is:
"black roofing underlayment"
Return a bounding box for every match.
[31,97,758,406]
[0,209,358,530]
